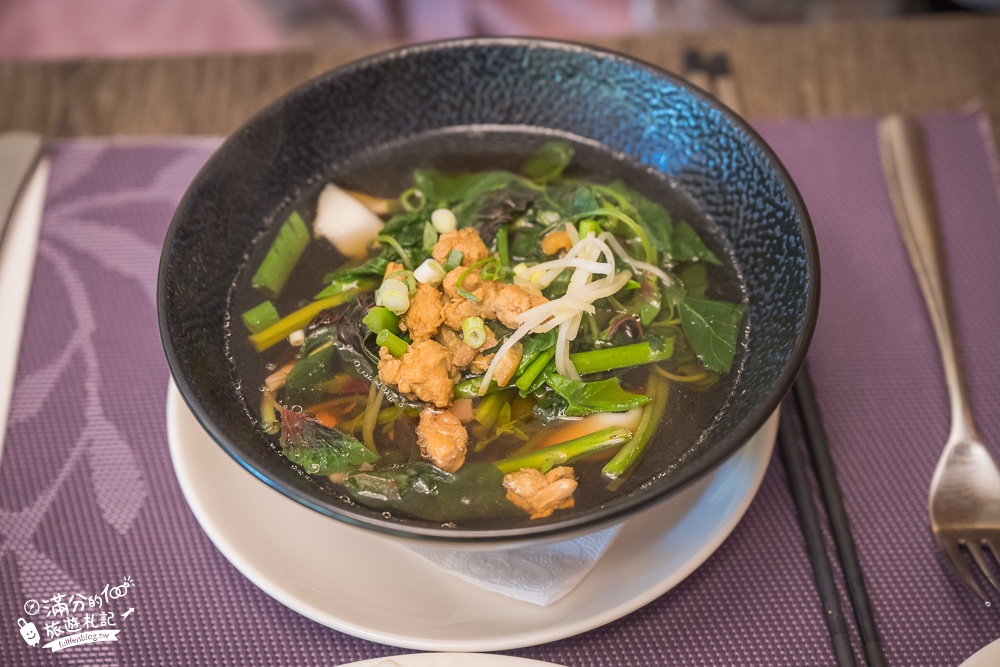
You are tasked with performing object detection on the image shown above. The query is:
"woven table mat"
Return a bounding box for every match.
[1,113,997,666]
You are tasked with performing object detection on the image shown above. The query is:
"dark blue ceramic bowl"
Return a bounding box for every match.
[159,38,819,543]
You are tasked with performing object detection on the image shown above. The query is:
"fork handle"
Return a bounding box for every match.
[877,115,977,443]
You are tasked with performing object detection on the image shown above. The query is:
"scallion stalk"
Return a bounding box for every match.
[444,250,463,271]
[376,330,408,358]
[241,300,280,334]
[494,426,632,475]
[400,188,425,212]
[462,316,487,348]
[362,306,400,336]
[496,226,510,268]
[251,211,310,298]
[422,221,438,254]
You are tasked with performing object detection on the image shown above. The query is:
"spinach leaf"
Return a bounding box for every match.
[678,297,746,373]
[672,221,722,265]
[547,182,599,218]
[341,462,519,522]
[633,273,662,325]
[279,408,378,475]
[520,140,574,183]
[283,344,336,407]
[413,170,519,203]
[545,374,651,417]
[679,262,708,299]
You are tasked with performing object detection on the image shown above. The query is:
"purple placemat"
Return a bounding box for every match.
[0,113,997,666]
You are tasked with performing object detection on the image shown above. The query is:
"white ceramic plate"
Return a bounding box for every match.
[168,383,777,651]
[338,655,564,667]
[962,638,1000,667]
[0,156,48,459]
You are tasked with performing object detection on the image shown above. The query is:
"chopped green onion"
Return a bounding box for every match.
[249,281,377,352]
[431,208,457,233]
[375,278,410,315]
[385,270,417,295]
[479,257,504,281]
[413,258,447,286]
[462,316,487,349]
[400,188,426,212]
[495,426,632,475]
[453,376,501,399]
[422,221,438,254]
[376,330,408,357]
[456,258,502,301]
[375,235,414,270]
[496,226,510,268]
[251,211,310,298]
[362,306,400,336]
[578,219,601,238]
[444,249,464,272]
[241,300,280,334]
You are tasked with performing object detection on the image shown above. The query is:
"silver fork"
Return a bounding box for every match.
[878,114,1000,607]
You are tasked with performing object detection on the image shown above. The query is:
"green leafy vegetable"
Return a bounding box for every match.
[520,140,574,183]
[284,344,336,407]
[545,374,651,417]
[678,296,746,373]
[339,462,518,522]
[672,221,722,265]
[279,407,378,475]
[679,263,707,299]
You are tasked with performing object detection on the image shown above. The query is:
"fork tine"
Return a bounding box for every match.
[967,541,1000,598]
[985,539,1000,564]
[938,537,992,607]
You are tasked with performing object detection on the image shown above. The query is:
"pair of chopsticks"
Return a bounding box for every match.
[782,369,885,667]
[681,50,885,666]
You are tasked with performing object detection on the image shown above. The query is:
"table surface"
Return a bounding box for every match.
[1,14,999,142]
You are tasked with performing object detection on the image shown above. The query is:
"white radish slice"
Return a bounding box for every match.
[313,183,384,259]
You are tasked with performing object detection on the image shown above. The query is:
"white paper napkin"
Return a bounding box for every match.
[406,525,621,606]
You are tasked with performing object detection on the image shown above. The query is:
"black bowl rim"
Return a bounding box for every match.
[158,35,820,543]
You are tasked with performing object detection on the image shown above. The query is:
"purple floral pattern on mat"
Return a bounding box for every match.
[0,115,997,665]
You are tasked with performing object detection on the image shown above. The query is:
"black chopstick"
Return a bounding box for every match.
[778,404,858,667]
[793,365,886,667]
